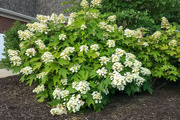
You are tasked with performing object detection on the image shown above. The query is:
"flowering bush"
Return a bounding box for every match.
[117,17,180,81]
[9,0,152,115]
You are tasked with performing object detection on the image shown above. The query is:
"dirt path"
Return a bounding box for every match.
[0,76,180,120]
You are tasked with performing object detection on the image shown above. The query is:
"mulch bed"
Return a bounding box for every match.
[0,75,180,120]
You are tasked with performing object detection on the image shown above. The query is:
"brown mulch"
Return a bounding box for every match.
[0,75,180,120]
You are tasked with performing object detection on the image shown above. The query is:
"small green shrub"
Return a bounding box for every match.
[2,21,26,70]
[9,0,151,115]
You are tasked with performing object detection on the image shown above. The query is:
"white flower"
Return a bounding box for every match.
[33,84,45,94]
[72,81,90,94]
[53,88,61,100]
[152,31,161,39]
[61,78,68,85]
[35,39,47,50]
[18,30,34,40]
[25,48,36,58]
[107,40,115,48]
[36,72,47,79]
[98,22,107,29]
[124,72,133,83]
[8,49,19,57]
[140,67,151,75]
[124,60,133,67]
[80,45,88,53]
[103,33,109,40]
[26,22,48,33]
[60,47,75,60]
[142,42,149,47]
[106,25,114,32]
[135,76,145,86]
[112,62,123,72]
[96,67,108,78]
[50,13,57,22]
[59,34,67,41]
[115,48,126,57]
[111,54,120,62]
[161,17,170,29]
[91,0,102,7]
[126,53,136,60]
[90,44,99,51]
[60,90,69,98]
[67,18,74,26]
[67,94,85,113]
[135,30,143,38]
[91,91,102,104]
[10,56,21,66]
[99,56,110,65]
[36,14,48,23]
[69,64,81,73]
[20,66,33,75]
[110,71,126,91]
[50,104,67,115]
[133,60,142,67]
[80,0,89,8]
[96,52,100,57]
[81,24,87,30]
[103,88,109,95]
[107,15,116,22]
[58,14,65,23]
[124,28,135,37]
[41,52,54,63]
[169,40,177,46]
[132,67,139,73]
[70,12,77,18]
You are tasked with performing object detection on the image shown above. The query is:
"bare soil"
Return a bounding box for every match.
[0,75,180,120]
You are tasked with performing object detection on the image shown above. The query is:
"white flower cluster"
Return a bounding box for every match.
[60,47,75,60]
[58,14,66,23]
[135,30,143,38]
[72,81,90,94]
[53,88,69,100]
[25,48,36,58]
[18,30,34,40]
[70,12,77,18]
[126,53,136,60]
[110,71,126,91]
[81,24,87,30]
[67,18,74,26]
[80,0,89,8]
[8,49,21,66]
[90,44,99,51]
[91,91,102,103]
[142,42,149,47]
[152,31,161,39]
[41,52,54,63]
[61,78,68,85]
[50,104,67,115]
[112,62,123,72]
[115,48,126,57]
[91,0,102,7]
[86,12,99,18]
[36,14,49,23]
[105,25,114,32]
[140,67,151,76]
[36,72,47,79]
[169,40,177,46]
[69,64,81,73]
[107,40,115,48]
[96,67,108,78]
[20,66,33,75]
[98,22,107,29]
[67,94,85,113]
[35,39,47,50]
[161,17,170,29]
[124,28,135,37]
[80,45,89,53]
[103,88,109,95]
[107,15,116,22]
[99,56,110,65]
[59,34,67,41]
[111,54,120,63]
[32,84,45,94]
[26,22,48,33]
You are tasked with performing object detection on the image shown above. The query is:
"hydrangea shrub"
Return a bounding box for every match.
[9,0,152,115]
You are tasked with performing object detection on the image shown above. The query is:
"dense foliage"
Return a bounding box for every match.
[8,0,152,115]
[2,21,26,70]
[62,0,180,31]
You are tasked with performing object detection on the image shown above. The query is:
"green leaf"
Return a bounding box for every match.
[59,68,68,78]
[36,91,48,103]
[20,74,26,82]
[12,66,21,73]
[58,58,69,66]
[103,78,111,88]
[53,75,60,86]
[33,62,42,71]
[26,74,36,86]
[86,93,94,107]
[97,82,104,92]
[89,70,97,78]
[143,82,153,94]
[66,85,77,94]
[29,57,40,63]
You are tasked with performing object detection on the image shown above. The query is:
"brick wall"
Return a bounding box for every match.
[0,16,26,33]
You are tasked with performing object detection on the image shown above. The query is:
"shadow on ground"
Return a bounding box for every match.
[0,75,180,120]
